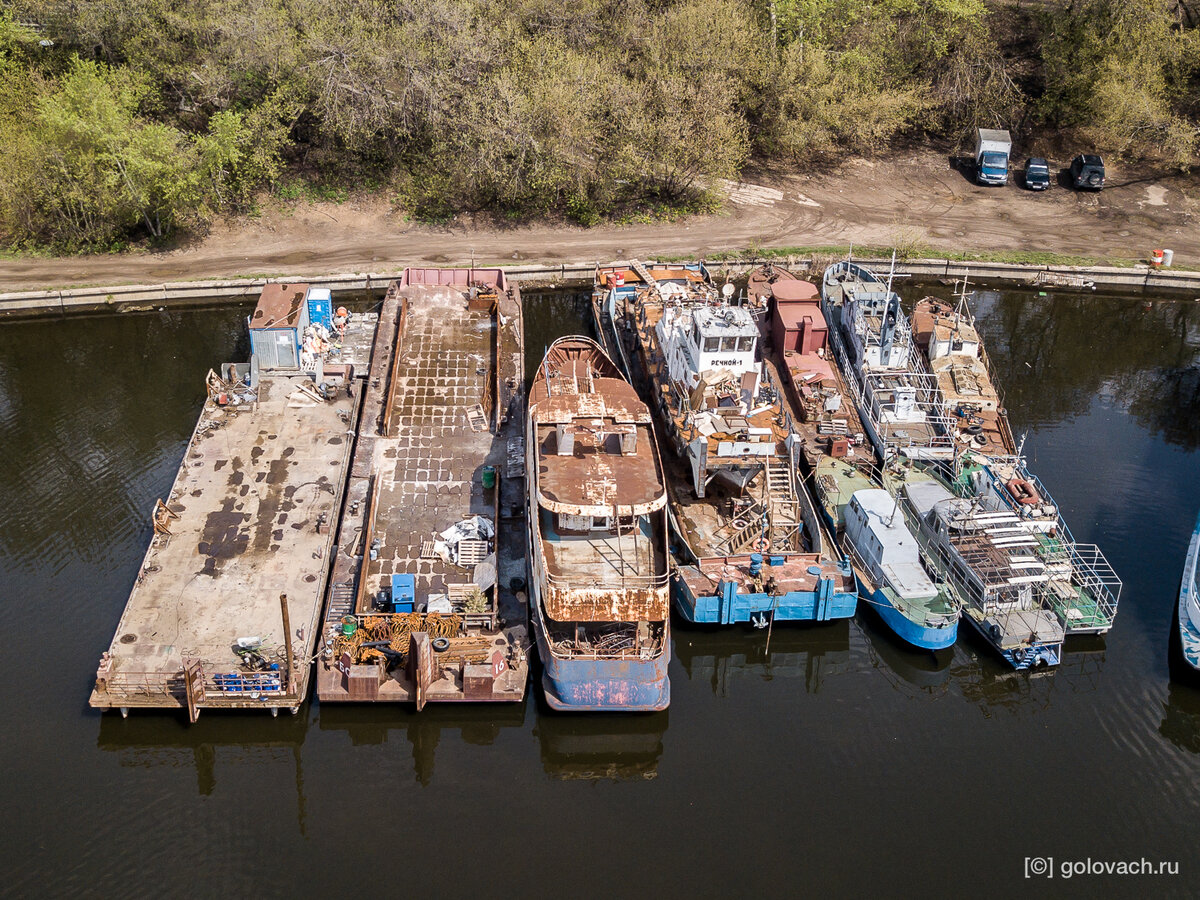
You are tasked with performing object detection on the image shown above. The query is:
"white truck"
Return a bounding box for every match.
[974,128,1011,186]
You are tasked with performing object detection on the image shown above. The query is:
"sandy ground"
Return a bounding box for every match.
[2,150,1197,291]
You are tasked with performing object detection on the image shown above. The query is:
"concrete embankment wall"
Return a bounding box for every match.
[2,258,1198,319]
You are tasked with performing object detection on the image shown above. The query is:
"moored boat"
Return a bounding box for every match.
[526,335,671,711]
[592,262,857,628]
[1179,509,1200,671]
[842,488,961,651]
[909,289,1017,458]
[821,259,957,462]
[950,451,1121,634]
[890,467,1064,668]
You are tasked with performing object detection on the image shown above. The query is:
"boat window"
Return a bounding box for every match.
[720,336,738,352]
[738,336,755,353]
[704,336,720,353]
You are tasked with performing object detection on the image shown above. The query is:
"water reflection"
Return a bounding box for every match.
[952,640,1107,718]
[97,711,309,819]
[918,287,1200,449]
[673,621,850,697]
[1159,681,1200,754]
[854,614,953,695]
[535,711,667,781]
[317,702,527,785]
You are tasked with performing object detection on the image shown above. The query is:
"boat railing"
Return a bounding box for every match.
[96,670,187,703]
[545,570,670,591]
[1065,540,1122,610]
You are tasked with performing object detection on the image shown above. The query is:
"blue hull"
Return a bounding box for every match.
[531,600,670,712]
[1179,510,1200,671]
[961,614,1061,670]
[867,587,958,651]
[673,569,857,625]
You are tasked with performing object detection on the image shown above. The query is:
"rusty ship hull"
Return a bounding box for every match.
[592,263,857,628]
[527,335,672,711]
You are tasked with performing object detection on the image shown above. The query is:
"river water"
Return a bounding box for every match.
[0,284,1198,897]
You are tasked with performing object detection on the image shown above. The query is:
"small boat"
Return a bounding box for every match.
[1179,509,1200,671]
[909,285,1017,458]
[842,488,961,651]
[821,259,956,462]
[526,335,671,711]
[592,262,858,627]
[892,469,1064,668]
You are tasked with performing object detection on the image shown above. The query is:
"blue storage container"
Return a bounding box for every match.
[391,573,416,613]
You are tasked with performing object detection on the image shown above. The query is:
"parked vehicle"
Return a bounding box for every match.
[1023,157,1051,191]
[974,128,1012,186]
[1070,154,1105,190]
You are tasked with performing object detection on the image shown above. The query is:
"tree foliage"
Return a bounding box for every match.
[1,0,1199,250]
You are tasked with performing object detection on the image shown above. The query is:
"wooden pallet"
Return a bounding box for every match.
[457,539,490,567]
[466,404,488,432]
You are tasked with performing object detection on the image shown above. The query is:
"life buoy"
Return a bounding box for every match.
[752,536,770,552]
[1006,477,1040,505]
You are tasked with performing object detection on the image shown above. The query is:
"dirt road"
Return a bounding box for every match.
[1,151,1196,291]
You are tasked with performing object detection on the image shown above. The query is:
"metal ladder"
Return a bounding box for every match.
[328,580,356,620]
[765,455,801,551]
[629,258,659,291]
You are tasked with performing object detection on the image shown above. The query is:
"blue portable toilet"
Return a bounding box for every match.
[391,574,416,613]
[306,287,333,331]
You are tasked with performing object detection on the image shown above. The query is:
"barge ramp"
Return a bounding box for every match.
[91,285,377,718]
[317,269,530,706]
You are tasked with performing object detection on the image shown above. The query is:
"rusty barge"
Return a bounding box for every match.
[316,268,530,707]
[527,336,671,711]
[91,284,377,719]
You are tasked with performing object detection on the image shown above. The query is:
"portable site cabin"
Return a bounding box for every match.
[249,283,310,371]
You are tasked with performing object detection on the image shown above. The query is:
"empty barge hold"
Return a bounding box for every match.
[527,336,671,711]
[317,269,530,707]
[591,263,856,627]
[91,283,377,719]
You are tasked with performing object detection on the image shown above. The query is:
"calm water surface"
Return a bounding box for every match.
[1,285,1198,897]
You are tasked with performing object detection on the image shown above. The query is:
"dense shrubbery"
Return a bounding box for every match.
[0,0,1197,251]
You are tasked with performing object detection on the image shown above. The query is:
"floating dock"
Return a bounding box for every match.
[316,269,530,706]
[91,285,377,718]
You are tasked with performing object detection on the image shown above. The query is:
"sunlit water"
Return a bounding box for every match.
[0,285,1198,897]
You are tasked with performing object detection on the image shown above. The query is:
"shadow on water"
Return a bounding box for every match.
[534,711,668,781]
[673,620,850,696]
[318,701,528,785]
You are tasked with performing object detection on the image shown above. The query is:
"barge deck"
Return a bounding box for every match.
[91,288,377,717]
[316,269,530,706]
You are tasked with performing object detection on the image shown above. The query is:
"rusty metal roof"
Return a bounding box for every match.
[251,283,309,329]
[531,337,666,517]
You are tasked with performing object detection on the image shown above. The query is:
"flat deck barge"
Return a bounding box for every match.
[317,269,530,706]
[92,284,377,718]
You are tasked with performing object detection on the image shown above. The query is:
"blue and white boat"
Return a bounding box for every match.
[526,336,671,711]
[841,488,961,650]
[591,262,859,628]
[1179,509,1200,671]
